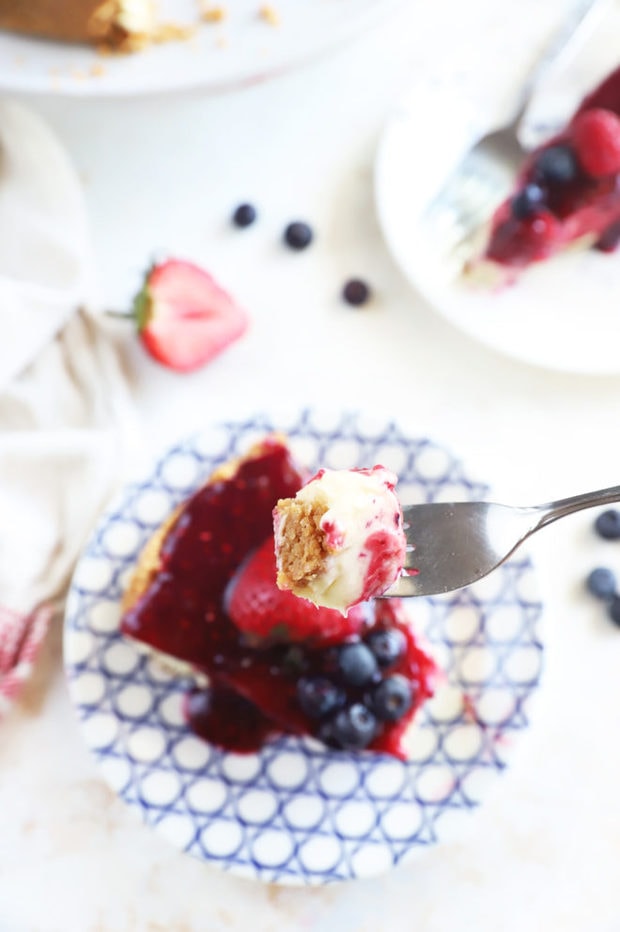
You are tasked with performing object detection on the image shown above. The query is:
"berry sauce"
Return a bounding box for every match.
[484,65,620,270]
[120,440,435,759]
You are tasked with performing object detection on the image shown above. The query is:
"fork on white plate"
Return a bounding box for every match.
[422,0,613,255]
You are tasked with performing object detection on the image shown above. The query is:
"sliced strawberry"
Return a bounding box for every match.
[227,536,365,645]
[133,259,248,372]
[570,109,620,178]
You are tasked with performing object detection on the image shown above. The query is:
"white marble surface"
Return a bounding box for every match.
[3,1,620,929]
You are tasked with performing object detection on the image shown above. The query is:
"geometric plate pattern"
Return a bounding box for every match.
[64,408,544,885]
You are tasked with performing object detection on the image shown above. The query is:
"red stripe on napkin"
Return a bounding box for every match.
[0,604,52,713]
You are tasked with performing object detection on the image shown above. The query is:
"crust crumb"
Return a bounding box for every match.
[275,499,328,588]
[258,4,280,26]
[200,4,227,23]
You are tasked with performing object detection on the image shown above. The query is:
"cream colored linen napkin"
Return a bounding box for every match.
[0,99,139,716]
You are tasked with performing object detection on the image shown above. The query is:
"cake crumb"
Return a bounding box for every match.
[258,4,280,26]
[89,62,106,77]
[151,22,198,44]
[201,4,227,22]
[275,499,328,588]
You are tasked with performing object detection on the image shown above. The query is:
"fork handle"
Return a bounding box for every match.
[533,483,620,532]
[514,0,611,121]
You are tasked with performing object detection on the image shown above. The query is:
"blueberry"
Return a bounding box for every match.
[511,183,545,219]
[532,145,579,185]
[586,567,617,600]
[330,703,377,750]
[317,718,339,748]
[342,279,371,306]
[296,676,345,719]
[284,221,313,250]
[365,628,406,668]
[608,595,620,627]
[337,642,379,687]
[232,203,257,228]
[595,509,620,540]
[370,674,413,722]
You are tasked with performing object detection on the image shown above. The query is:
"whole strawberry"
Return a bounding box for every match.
[227,536,366,646]
[129,259,248,372]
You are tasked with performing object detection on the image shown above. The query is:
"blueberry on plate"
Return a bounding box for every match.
[532,144,579,185]
[296,676,345,719]
[586,567,617,601]
[342,279,371,306]
[336,642,379,687]
[232,203,257,228]
[594,509,620,540]
[365,627,406,668]
[370,674,413,722]
[283,221,313,250]
[330,703,377,750]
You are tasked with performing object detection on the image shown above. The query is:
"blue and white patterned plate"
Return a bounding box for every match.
[64,409,544,885]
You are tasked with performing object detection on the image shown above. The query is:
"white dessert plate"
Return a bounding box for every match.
[0,0,403,98]
[375,80,620,376]
[64,408,544,885]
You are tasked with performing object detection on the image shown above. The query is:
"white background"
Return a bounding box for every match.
[2,0,620,929]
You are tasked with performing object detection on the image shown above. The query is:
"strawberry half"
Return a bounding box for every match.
[226,536,366,645]
[132,259,248,372]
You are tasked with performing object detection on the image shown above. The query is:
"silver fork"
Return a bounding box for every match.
[422,0,611,253]
[385,484,620,598]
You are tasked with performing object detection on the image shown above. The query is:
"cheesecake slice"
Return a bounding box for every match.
[120,438,435,759]
[474,65,620,281]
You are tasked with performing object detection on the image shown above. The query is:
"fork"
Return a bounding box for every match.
[422,0,611,253]
[385,484,620,598]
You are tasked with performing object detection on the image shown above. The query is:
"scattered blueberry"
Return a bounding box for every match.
[296,676,345,719]
[370,674,413,722]
[586,567,617,601]
[342,279,371,306]
[594,509,620,540]
[365,628,406,668]
[330,702,377,750]
[511,183,545,219]
[532,144,579,185]
[608,595,620,627]
[284,221,313,250]
[232,203,257,228]
[336,642,379,687]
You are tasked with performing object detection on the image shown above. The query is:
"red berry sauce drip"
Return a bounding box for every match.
[121,440,435,758]
[185,686,275,753]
